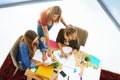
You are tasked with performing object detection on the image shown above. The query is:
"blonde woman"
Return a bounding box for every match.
[56,26,79,58]
[37,5,68,58]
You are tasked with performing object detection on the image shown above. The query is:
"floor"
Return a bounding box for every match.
[0,0,120,74]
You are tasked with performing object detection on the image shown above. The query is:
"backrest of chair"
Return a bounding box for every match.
[72,25,88,50]
[10,35,23,68]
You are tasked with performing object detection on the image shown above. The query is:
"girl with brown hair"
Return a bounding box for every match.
[17,30,47,70]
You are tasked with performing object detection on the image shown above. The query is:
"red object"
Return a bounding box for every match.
[50,40,57,48]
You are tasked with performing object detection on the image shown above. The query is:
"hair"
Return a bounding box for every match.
[47,5,62,23]
[65,27,77,37]
[23,30,37,54]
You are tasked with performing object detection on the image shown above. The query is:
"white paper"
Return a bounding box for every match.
[59,55,75,66]
[58,66,80,80]
[82,67,101,80]
[52,50,62,61]
[32,49,43,62]
[32,49,54,65]
[62,46,72,54]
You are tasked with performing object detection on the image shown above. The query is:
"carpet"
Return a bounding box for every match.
[0,54,26,80]
[0,53,120,80]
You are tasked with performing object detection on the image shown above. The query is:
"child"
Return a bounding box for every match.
[17,30,47,70]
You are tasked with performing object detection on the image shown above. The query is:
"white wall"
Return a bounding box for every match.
[0,0,120,74]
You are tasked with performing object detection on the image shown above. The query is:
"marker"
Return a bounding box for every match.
[67,76,69,80]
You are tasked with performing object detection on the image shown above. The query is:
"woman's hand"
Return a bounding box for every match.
[66,52,72,58]
[42,53,47,61]
[36,62,48,67]
[42,62,48,67]
[47,47,52,57]
[61,50,67,58]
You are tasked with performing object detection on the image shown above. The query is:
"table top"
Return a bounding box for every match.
[24,49,101,80]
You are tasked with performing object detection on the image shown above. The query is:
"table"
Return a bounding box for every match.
[74,51,102,80]
[24,49,101,80]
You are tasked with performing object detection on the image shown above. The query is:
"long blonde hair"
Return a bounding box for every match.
[47,5,62,23]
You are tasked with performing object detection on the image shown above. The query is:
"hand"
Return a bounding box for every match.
[47,48,52,57]
[61,51,67,58]
[36,62,48,67]
[42,53,47,61]
[66,52,72,59]
[42,62,48,67]
[66,24,72,28]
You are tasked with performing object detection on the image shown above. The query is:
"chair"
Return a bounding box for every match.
[9,35,23,77]
[71,25,88,50]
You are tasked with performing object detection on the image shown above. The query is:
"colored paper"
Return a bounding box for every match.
[35,65,54,79]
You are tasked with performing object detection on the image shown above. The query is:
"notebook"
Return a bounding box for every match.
[35,65,54,79]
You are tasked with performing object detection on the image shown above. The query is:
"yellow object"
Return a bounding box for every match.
[35,65,54,79]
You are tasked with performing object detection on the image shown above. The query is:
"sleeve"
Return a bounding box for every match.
[69,38,79,51]
[56,29,64,44]
[19,42,36,69]
[38,39,46,53]
[38,10,47,26]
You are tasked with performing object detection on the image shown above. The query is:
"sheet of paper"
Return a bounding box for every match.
[82,67,101,80]
[32,49,54,65]
[62,46,72,54]
[32,49,43,62]
[58,66,80,80]
[60,56,75,67]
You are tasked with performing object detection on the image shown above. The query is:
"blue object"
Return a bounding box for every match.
[90,55,100,66]
[80,77,82,80]
[74,68,77,73]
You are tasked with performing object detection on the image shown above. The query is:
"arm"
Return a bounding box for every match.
[31,59,47,66]
[56,29,67,58]
[71,49,77,54]
[60,17,68,28]
[57,42,67,58]
[42,26,52,57]
[19,43,36,69]
[32,36,39,51]
[38,39,47,61]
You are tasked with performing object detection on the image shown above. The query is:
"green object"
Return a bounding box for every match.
[51,61,59,68]
[84,55,91,62]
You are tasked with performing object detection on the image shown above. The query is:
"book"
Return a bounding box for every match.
[35,65,54,79]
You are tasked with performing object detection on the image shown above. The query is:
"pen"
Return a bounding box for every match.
[79,73,82,80]
[67,76,69,80]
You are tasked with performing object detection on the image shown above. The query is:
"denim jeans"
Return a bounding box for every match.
[37,23,53,38]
